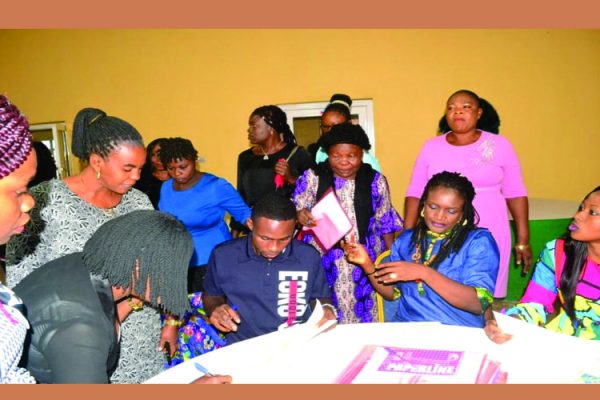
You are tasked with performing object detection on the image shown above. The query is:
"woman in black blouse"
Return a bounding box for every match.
[231,105,314,236]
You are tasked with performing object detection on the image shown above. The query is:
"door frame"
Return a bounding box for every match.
[278,99,376,155]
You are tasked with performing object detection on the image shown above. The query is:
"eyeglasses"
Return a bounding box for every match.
[320,123,334,132]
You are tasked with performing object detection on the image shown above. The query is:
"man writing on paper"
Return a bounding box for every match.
[203,192,337,344]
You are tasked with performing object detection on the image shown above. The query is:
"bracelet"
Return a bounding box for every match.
[127,297,144,311]
[164,318,183,327]
[515,243,530,251]
[475,287,494,314]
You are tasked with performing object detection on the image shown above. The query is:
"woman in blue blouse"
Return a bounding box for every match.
[158,137,251,365]
[159,137,251,293]
[345,171,499,328]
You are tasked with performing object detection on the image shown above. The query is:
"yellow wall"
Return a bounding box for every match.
[1,29,598,210]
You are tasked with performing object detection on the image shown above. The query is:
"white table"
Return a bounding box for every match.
[145,313,599,384]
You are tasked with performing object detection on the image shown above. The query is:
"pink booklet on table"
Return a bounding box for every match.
[335,345,502,384]
[303,188,353,252]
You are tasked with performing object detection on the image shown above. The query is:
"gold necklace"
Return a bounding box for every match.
[412,230,450,296]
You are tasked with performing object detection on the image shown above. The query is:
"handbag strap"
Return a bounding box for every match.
[285,145,300,162]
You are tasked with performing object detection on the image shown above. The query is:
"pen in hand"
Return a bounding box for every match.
[194,362,215,377]
[164,342,173,365]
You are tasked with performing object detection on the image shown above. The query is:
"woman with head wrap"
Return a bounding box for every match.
[310,93,381,172]
[5,107,170,383]
[231,105,314,237]
[0,94,36,383]
[293,123,403,324]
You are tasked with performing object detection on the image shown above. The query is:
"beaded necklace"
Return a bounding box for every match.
[412,230,451,296]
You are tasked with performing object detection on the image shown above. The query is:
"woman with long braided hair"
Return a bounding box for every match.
[13,210,230,383]
[231,105,314,236]
[345,171,499,328]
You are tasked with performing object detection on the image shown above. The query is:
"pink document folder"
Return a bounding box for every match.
[303,188,353,251]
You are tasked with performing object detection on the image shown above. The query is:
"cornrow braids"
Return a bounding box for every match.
[0,94,33,179]
[82,210,193,317]
[158,137,198,166]
[323,93,352,120]
[252,105,297,145]
[560,186,600,322]
[71,107,144,160]
[410,171,480,269]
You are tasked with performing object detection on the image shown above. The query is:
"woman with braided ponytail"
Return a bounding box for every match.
[231,105,314,236]
[345,171,500,328]
[5,107,171,383]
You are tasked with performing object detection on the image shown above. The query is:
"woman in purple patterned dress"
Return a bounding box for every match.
[293,123,402,324]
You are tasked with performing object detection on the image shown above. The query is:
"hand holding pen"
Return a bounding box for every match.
[192,363,232,384]
[209,303,240,333]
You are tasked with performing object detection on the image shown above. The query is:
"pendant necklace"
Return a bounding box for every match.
[260,146,269,160]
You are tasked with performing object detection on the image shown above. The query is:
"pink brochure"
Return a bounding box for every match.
[303,188,353,251]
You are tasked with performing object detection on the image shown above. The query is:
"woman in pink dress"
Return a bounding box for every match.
[404,89,532,298]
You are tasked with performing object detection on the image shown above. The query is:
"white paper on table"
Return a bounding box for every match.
[221,300,338,383]
[263,300,337,356]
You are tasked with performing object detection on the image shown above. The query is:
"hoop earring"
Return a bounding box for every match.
[96,170,101,180]
[420,209,424,217]
[462,219,467,226]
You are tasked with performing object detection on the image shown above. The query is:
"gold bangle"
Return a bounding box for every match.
[127,297,144,311]
[164,318,182,327]
[515,243,530,251]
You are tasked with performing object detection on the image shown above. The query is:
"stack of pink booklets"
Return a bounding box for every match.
[335,345,507,384]
[303,188,353,251]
